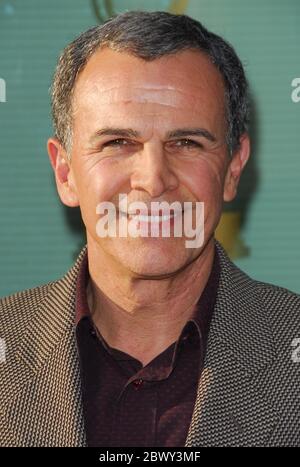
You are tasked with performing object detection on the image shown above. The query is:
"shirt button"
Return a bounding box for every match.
[133,378,144,390]
[90,328,97,337]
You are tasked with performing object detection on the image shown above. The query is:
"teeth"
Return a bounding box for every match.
[131,214,174,222]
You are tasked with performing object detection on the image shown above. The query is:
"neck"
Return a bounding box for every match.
[86,235,215,366]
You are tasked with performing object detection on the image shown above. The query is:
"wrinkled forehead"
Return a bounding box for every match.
[72,47,226,113]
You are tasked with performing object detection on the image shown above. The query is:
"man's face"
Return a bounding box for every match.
[50,48,249,276]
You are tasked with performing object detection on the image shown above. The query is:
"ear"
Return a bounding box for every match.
[47,137,79,207]
[223,133,250,202]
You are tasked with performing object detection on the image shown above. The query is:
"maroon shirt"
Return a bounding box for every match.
[75,246,220,447]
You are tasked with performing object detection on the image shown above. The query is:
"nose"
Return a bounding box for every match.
[130,142,179,197]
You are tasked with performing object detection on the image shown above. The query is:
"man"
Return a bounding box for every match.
[0,11,299,447]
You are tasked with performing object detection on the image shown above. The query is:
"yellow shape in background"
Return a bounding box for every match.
[91,0,190,22]
[215,212,249,259]
[168,0,190,14]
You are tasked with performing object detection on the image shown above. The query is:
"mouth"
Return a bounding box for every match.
[118,209,183,236]
[121,213,176,222]
[118,210,183,222]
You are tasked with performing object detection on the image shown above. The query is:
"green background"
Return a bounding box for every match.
[0,0,299,296]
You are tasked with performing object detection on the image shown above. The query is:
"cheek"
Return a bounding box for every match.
[75,158,127,202]
[180,160,225,205]
[72,158,128,231]
[185,164,225,237]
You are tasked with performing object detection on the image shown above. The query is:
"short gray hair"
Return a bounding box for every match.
[50,11,250,159]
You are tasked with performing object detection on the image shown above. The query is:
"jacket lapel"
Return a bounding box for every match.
[3,245,88,446]
[185,241,279,446]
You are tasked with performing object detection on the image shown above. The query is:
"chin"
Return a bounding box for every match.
[116,241,191,277]
[128,260,183,278]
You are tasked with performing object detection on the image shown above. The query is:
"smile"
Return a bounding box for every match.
[126,214,175,222]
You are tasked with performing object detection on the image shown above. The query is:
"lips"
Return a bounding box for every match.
[118,209,182,237]
[133,214,174,222]
[119,209,183,218]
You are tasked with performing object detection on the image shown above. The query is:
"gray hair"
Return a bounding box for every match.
[50,11,250,159]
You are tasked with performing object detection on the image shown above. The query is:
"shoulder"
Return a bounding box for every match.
[0,243,88,335]
[0,281,57,333]
[215,240,300,326]
[254,279,300,334]
[256,279,300,306]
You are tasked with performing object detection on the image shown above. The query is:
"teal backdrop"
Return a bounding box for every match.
[0,0,299,296]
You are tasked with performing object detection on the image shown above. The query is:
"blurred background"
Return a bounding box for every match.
[0,0,299,296]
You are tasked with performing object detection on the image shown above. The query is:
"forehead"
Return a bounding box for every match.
[73,47,226,112]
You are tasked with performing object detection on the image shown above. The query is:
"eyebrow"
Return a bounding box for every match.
[89,127,217,144]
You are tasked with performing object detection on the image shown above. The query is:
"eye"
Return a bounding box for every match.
[175,139,203,148]
[102,138,130,148]
[166,138,204,155]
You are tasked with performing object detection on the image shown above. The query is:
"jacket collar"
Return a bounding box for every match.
[212,240,276,375]
[16,244,88,376]
[2,245,88,446]
[185,240,278,446]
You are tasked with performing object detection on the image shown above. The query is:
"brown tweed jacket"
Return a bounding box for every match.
[0,240,299,447]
